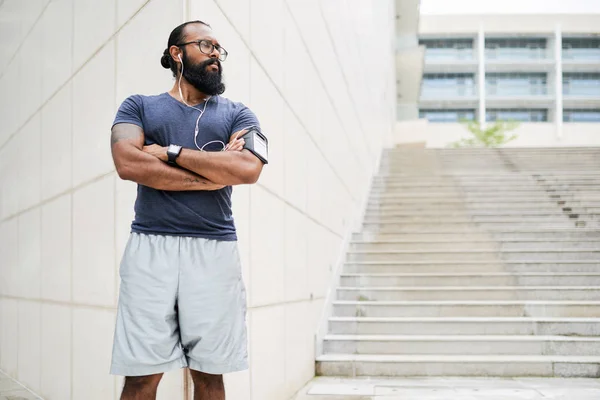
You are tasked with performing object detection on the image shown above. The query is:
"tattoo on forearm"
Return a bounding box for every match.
[184,177,208,184]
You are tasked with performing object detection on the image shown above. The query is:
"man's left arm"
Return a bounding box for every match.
[143,135,264,185]
[177,146,263,185]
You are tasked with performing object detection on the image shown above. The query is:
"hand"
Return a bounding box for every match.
[225,129,246,151]
[143,144,168,162]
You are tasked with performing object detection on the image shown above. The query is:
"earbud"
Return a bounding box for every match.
[175,52,222,152]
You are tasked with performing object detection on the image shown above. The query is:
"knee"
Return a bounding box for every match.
[123,373,163,391]
[190,370,223,388]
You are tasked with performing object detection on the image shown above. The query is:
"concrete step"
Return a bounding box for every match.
[364,209,600,218]
[382,158,600,163]
[322,335,600,356]
[316,354,600,377]
[375,172,600,178]
[361,211,600,221]
[369,188,600,196]
[374,179,600,186]
[368,194,600,202]
[379,170,600,174]
[380,167,600,173]
[349,240,600,252]
[371,182,600,188]
[332,300,600,318]
[354,230,600,242]
[383,157,600,162]
[369,192,566,199]
[363,216,587,223]
[363,210,575,217]
[349,241,496,252]
[361,223,580,232]
[343,261,600,274]
[362,216,574,224]
[365,201,600,210]
[376,173,599,179]
[369,194,600,202]
[337,286,600,301]
[373,180,600,188]
[373,180,535,186]
[347,250,600,262]
[367,199,598,208]
[339,273,600,287]
[328,317,600,336]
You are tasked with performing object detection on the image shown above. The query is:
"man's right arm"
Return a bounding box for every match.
[110,123,225,191]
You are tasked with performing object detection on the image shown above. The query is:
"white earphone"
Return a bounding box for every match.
[177,53,245,151]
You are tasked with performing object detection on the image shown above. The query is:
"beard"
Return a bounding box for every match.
[181,51,226,96]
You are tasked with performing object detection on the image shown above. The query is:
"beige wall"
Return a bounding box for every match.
[0,1,396,399]
[395,120,600,148]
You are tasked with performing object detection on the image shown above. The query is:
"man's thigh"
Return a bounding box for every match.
[111,233,186,376]
[177,238,249,375]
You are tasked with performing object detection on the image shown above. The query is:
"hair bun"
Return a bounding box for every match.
[160,53,171,69]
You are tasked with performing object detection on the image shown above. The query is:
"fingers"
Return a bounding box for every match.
[233,129,248,140]
[233,138,245,150]
[229,129,248,144]
[225,138,245,151]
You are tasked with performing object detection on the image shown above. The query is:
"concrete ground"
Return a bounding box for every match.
[0,371,40,400]
[292,376,600,400]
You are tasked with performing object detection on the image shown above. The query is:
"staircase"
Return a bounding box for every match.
[317,146,600,378]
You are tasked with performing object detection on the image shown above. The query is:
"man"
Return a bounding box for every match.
[109,20,266,400]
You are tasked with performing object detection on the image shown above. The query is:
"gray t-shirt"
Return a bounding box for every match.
[112,92,261,241]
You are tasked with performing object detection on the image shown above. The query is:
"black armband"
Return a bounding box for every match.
[240,126,268,164]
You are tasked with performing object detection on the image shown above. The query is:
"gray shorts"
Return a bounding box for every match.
[110,233,248,376]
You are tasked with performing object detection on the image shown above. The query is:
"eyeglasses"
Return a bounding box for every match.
[176,39,228,61]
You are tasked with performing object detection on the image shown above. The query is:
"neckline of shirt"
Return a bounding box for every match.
[163,92,217,109]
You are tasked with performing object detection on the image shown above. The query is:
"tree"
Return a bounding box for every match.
[450,120,519,148]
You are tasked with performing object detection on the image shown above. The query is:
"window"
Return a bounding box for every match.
[421,74,476,97]
[486,73,548,96]
[563,109,600,122]
[419,109,476,122]
[419,39,474,61]
[485,38,547,60]
[486,109,547,122]
[562,38,600,60]
[563,73,600,97]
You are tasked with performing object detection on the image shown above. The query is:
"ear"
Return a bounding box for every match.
[169,46,182,64]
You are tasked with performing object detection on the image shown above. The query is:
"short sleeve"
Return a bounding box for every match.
[230,105,261,138]
[112,95,144,130]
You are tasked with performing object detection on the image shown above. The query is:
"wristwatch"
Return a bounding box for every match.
[167,144,183,165]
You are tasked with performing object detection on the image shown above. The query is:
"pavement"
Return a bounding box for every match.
[0,371,40,400]
[4,370,600,400]
[292,376,600,400]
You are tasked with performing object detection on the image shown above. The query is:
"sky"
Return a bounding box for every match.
[420,0,600,15]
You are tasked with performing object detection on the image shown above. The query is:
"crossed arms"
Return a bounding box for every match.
[110,123,264,191]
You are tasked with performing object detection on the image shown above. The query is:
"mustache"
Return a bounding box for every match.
[199,58,222,72]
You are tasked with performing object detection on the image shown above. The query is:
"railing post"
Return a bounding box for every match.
[478,25,486,129]
[555,23,563,140]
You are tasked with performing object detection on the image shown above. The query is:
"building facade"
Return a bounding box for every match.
[400,14,600,147]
